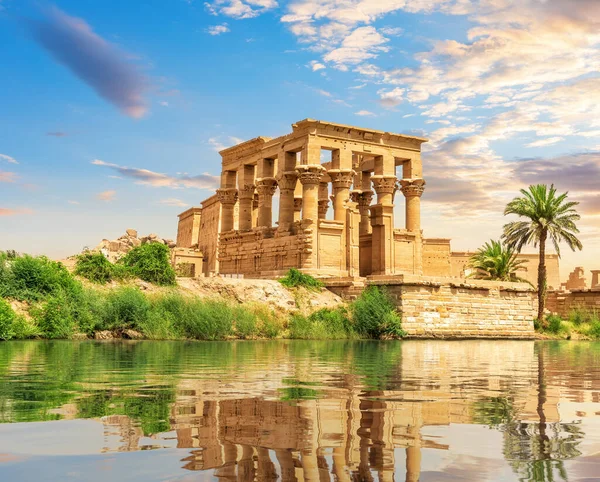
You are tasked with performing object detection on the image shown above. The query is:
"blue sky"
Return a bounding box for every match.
[1,0,599,278]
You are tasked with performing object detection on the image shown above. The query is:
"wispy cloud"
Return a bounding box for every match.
[25,6,149,118]
[208,136,244,152]
[68,200,80,205]
[307,60,326,71]
[92,159,219,190]
[46,131,68,137]
[0,154,18,164]
[355,110,375,116]
[526,137,564,148]
[160,198,190,207]
[97,190,116,202]
[206,23,230,35]
[0,208,33,216]
[205,0,278,19]
[0,171,18,183]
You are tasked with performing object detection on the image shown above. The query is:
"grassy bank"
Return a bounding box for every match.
[0,251,405,341]
[536,309,600,340]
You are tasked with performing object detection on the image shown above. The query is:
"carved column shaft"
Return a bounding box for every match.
[296,165,325,223]
[329,169,355,222]
[400,179,426,233]
[238,184,255,231]
[293,197,302,222]
[256,178,278,228]
[277,171,298,229]
[318,182,329,220]
[370,176,397,276]
[352,190,373,235]
[216,188,238,232]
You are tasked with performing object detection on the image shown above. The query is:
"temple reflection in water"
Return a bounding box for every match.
[89,340,596,481]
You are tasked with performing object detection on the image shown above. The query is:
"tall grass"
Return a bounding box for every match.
[279,268,324,290]
[352,286,405,338]
[289,308,353,339]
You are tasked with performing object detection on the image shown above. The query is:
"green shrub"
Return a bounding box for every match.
[289,308,352,339]
[74,252,116,284]
[279,268,324,290]
[104,287,150,330]
[179,298,234,340]
[351,286,405,339]
[0,298,16,340]
[252,304,284,338]
[72,288,109,335]
[0,255,81,301]
[233,306,258,339]
[33,293,75,339]
[546,315,564,334]
[138,307,179,340]
[586,320,600,339]
[118,243,175,286]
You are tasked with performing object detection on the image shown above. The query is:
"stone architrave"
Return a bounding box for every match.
[216,188,238,232]
[329,169,355,222]
[256,177,278,228]
[238,184,255,231]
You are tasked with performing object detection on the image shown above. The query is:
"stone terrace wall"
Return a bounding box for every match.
[546,290,600,318]
[328,276,536,338]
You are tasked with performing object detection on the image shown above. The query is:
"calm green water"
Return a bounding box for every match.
[0,340,599,481]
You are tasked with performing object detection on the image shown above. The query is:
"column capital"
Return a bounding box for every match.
[371,175,397,196]
[350,190,374,208]
[328,169,355,190]
[318,199,329,219]
[294,197,303,212]
[216,188,238,205]
[296,164,325,186]
[238,184,256,200]
[277,171,298,192]
[256,177,278,196]
[400,178,426,198]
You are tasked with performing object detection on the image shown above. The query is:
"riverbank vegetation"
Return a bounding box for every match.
[0,251,404,341]
[536,309,600,340]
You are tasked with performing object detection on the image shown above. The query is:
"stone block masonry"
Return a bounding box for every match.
[546,289,600,318]
[328,276,537,339]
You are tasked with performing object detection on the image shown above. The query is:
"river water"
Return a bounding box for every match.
[0,340,599,481]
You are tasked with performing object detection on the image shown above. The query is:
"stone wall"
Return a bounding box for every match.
[176,208,202,248]
[328,276,536,338]
[546,290,600,318]
[423,238,452,277]
[198,195,221,276]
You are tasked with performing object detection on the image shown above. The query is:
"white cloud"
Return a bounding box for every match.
[68,200,80,205]
[308,60,326,71]
[526,137,564,148]
[323,27,389,69]
[205,0,277,19]
[355,110,375,116]
[97,190,116,202]
[160,198,190,207]
[0,154,18,164]
[206,23,230,35]
[0,171,17,183]
[378,87,404,108]
[159,101,169,107]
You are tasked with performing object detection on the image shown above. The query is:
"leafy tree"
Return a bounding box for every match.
[468,239,529,282]
[118,243,176,286]
[503,185,582,325]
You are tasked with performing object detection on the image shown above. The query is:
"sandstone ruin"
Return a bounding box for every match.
[94,229,176,262]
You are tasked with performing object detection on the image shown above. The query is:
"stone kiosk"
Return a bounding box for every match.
[177,119,538,338]
[210,119,428,279]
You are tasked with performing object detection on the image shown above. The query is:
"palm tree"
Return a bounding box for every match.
[503,184,582,324]
[468,239,529,282]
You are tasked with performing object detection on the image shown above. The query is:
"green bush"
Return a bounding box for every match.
[179,298,234,340]
[74,252,117,284]
[252,304,284,338]
[118,243,175,286]
[351,286,405,339]
[72,288,109,335]
[138,307,179,340]
[0,298,16,340]
[233,306,258,339]
[104,287,151,330]
[289,308,352,339]
[279,268,324,291]
[0,254,81,301]
[33,293,75,339]
[546,315,564,334]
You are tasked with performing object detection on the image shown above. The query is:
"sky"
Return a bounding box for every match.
[0,0,599,280]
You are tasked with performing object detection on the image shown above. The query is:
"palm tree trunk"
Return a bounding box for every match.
[537,230,547,324]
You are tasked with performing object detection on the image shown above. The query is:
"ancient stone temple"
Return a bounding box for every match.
[179,119,444,279]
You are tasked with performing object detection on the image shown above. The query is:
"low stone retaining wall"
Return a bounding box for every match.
[546,289,600,318]
[327,275,536,339]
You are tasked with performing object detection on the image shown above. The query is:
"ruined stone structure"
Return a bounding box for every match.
[563,266,587,291]
[179,119,434,279]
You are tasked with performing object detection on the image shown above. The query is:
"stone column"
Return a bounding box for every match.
[296,165,325,222]
[400,179,425,275]
[591,270,600,289]
[329,169,355,222]
[400,179,426,233]
[293,197,302,222]
[252,194,259,227]
[256,177,278,228]
[371,176,397,276]
[353,191,373,235]
[318,182,329,220]
[277,171,298,231]
[238,184,255,231]
[216,188,238,232]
